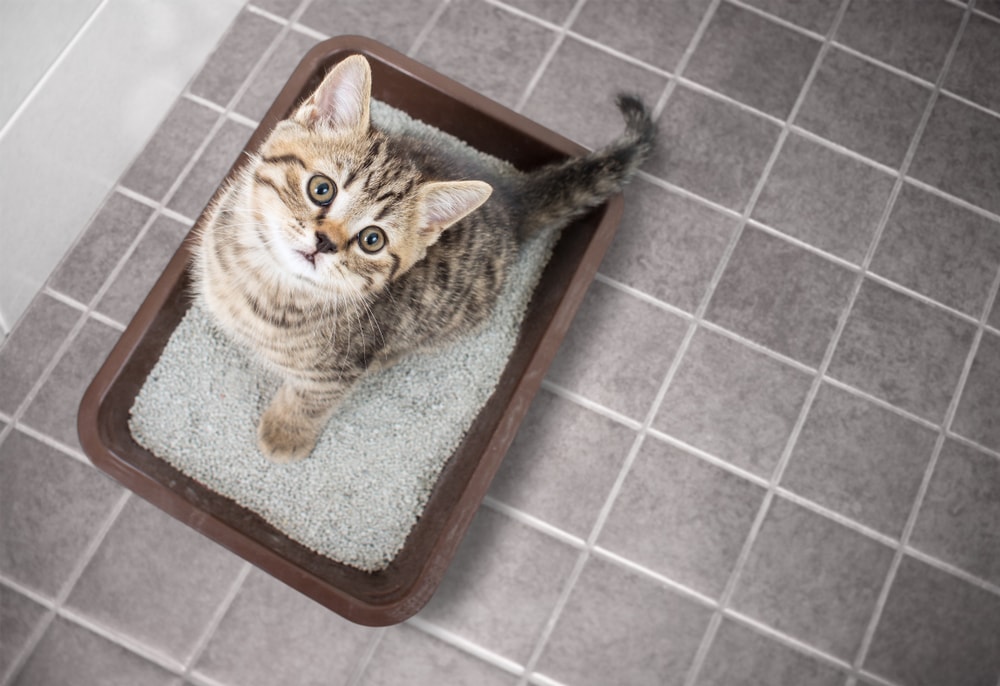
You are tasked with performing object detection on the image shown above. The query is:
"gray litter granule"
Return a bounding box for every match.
[128,101,559,572]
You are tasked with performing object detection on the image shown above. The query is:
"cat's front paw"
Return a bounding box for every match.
[257,408,320,464]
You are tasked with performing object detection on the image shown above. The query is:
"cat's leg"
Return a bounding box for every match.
[257,379,350,463]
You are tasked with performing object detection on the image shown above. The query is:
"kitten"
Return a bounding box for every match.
[192,54,656,463]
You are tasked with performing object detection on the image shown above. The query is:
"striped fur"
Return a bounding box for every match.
[192,55,656,462]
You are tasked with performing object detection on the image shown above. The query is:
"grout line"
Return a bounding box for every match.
[828,41,938,90]
[945,429,1000,462]
[59,605,187,674]
[244,3,286,24]
[287,20,327,43]
[820,376,942,433]
[0,0,111,142]
[482,496,588,549]
[12,422,93,468]
[651,0,724,121]
[743,218,862,271]
[864,272,984,326]
[847,4,981,678]
[407,0,452,57]
[406,616,526,678]
[633,170,744,220]
[180,563,252,676]
[511,0,590,113]
[538,378,644,431]
[725,0,826,40]
[644,429,771,488]
[589,546,718,609]
[591,272,694,321]
[903,174,1000,225]
[343,627,389,686]
[1,490,130,686]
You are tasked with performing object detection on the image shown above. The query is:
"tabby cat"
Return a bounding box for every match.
[192,54,656,463]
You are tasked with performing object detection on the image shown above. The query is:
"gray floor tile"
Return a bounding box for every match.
[911,93,1000,217]
[21,319,122,452]
[685,2,821,119]
[11,617,175,686]
[795,47,931,168]
[418,508,578,664]
[782,382,937,538]
[698,618,847,686]
[731,497,894,659]
[911,439,1000,586]
[871,184,1000,317]
[545,280,688,421]
[48,193,154,307]
[864,556,1000,686]
[502,0,576,24]
[944,14,1000,113]
[835,0,963,82]
[752,132,895,264]
[413,0,556,110]
[520,36,669,150]
[706,226,856,366]
[301,0,442,54]
[235,30,315,122]
[737,0,840,34]
[0,430,121,597]
[599,178,739,314]
[649,85,781,211]
[96,216,189,325]
[195,567,375,686]
[828,279,976,423]
[570,0,712,72]
[167,119,254,220]
[598,438,765,598]
[65,498,245,663]
[951,330,1000,452]
[361,625,516,686]
[489,389,634,538]
[655,327,813,477]
[1,585,49,676]
[188,10,282,107]
[0,294,79,416]
[120,98,220,202]
[535,555,711,686]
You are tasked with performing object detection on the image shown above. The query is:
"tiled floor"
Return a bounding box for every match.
[2,1,999,685]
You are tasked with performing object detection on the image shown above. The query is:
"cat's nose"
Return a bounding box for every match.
[315,231,337,254]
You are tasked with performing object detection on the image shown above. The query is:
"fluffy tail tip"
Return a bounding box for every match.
[615,93,657,146]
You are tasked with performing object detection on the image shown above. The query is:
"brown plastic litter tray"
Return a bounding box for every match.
[78,35,625,626]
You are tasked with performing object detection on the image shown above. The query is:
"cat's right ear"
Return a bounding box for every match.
[293,54,371,134]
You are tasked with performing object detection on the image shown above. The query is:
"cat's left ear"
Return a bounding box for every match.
[294,54,371,133]
[416,181,493,245]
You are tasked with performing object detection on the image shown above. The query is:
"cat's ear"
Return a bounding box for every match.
[416,181,492,245]
[294,54,371,133]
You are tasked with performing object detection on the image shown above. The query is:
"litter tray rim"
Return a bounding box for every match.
[77,35,625,626]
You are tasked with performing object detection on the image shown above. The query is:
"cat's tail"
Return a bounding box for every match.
[512,93,657,239]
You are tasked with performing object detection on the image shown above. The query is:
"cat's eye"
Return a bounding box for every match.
[357,226,386,254]
[307,174,336,206]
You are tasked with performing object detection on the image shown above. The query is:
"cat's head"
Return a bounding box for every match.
[240,54,492,298]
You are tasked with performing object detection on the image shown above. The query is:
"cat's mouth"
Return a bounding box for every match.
[297,250,319,268]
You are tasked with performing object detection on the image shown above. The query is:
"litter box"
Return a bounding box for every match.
[78,35,625,626]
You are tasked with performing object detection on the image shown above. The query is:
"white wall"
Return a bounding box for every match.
[0,0,244,340]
